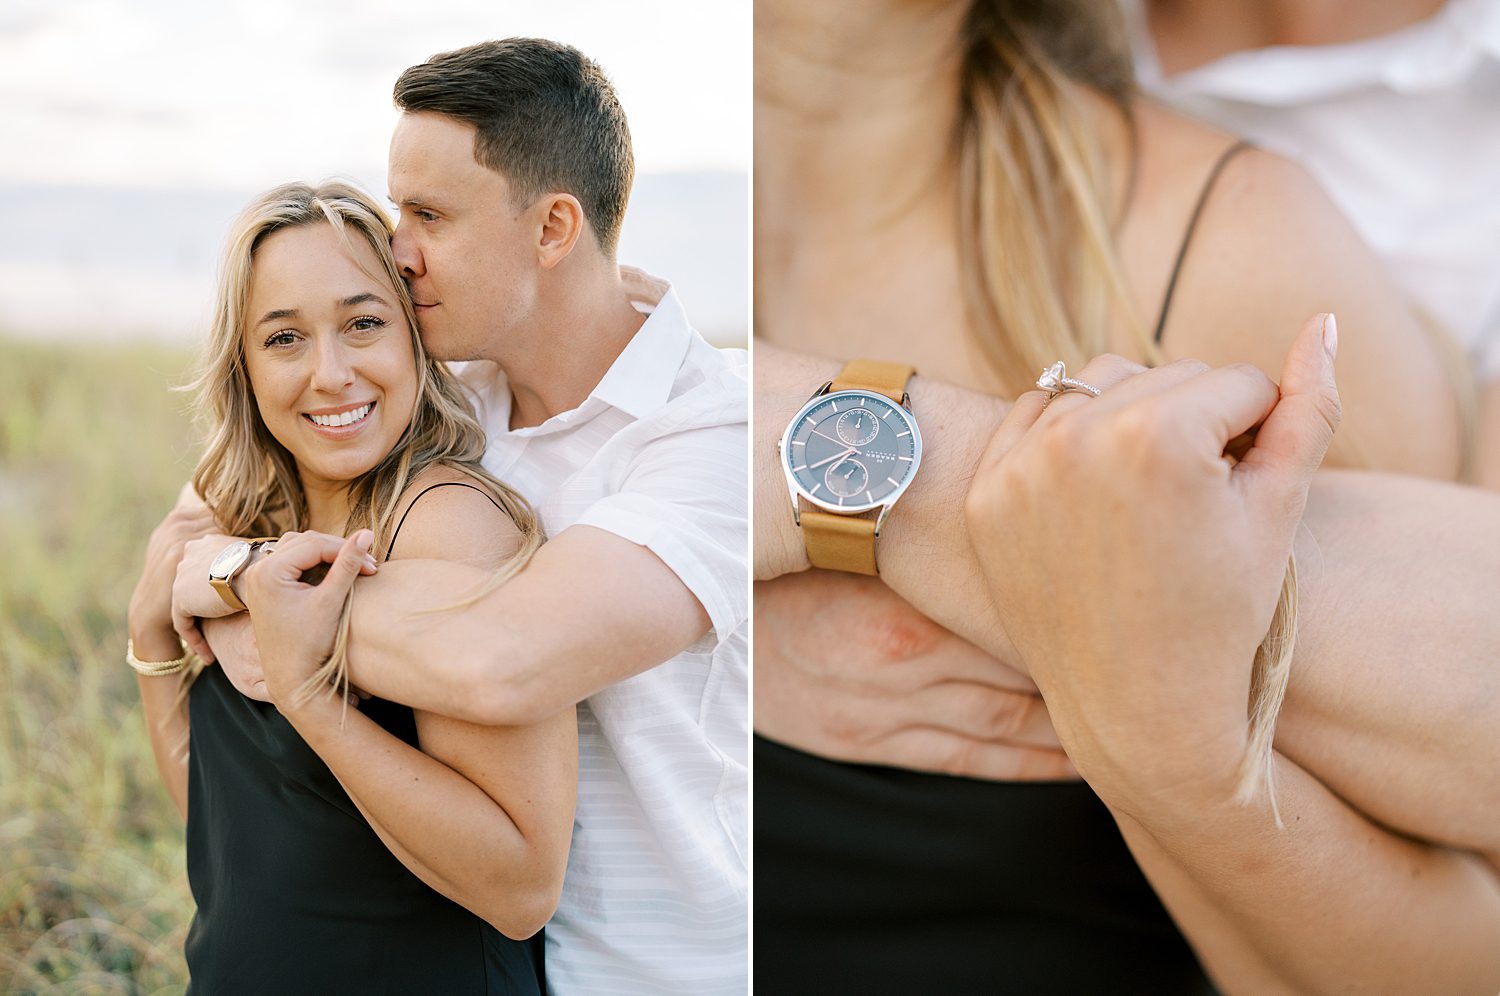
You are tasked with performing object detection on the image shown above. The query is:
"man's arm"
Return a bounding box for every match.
[338,526,711,725]
[200,526,715,724]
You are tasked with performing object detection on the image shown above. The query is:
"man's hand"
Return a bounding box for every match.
[964,314,1341,815]
[202,615,267,701]
[754,571,1076,781]
[240,529,377,707]
[128,483,219,658]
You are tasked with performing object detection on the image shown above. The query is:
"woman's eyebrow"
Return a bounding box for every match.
[254,308,298,328]
[339,293,391,308]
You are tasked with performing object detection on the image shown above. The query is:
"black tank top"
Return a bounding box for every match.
[184,483,544,995]
[753,146,1250,993]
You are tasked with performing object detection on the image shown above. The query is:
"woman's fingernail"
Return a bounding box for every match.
[1322,313,1338,360]
[363,556,379,572]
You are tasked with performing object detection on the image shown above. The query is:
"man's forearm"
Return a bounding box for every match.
[340,559,533,723]
[1111,757,1500,994]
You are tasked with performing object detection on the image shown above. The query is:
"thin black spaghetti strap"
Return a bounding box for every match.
[385,481,503,560]
[1153,139,1254,345]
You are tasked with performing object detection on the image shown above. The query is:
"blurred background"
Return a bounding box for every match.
[0,1,747,990]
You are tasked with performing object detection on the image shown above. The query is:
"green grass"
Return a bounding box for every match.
[0,338,201,993]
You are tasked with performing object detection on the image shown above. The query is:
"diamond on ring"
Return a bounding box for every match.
[1036,360,1100,399]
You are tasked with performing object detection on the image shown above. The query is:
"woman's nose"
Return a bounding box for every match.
[309,336,355,394]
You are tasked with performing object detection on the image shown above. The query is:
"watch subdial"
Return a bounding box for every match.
[835,408,880,446]
[825,457,869,498]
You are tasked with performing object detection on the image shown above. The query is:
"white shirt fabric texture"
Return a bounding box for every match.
[452,267,748,995]
[1126,0,1500,380]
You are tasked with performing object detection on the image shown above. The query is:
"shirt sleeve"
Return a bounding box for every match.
[572,372,749,649]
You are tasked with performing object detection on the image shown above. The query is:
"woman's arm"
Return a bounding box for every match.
[245,479,578,939]
[277,677,576,939]
[127,486,219,819]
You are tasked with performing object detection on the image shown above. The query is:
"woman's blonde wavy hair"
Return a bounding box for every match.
[958,0,1293,819]
[183,180,542,707]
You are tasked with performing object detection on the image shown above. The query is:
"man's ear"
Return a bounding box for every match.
[536,193,586,270]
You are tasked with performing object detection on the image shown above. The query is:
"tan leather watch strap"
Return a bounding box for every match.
[211,576,248,613]
[797,359,917,576]
[801,510,880,576]
[830,359,915,403]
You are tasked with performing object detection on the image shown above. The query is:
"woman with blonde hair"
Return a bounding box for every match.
[125,180,576,993]
[753,0,1497,991]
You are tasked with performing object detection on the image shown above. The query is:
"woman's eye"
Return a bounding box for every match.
[263,331,298,348]
[350,316,386,333]
[416,209,438,223]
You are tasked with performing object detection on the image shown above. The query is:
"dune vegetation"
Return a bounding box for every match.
[1,338,200,993]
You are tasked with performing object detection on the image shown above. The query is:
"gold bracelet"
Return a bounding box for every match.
[126,638,191,676]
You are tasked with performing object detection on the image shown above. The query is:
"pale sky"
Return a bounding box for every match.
[0,0,751,192]
[0,0,749,341]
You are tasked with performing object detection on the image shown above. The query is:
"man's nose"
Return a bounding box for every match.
[310,335,355,394]
[392,222,424,279]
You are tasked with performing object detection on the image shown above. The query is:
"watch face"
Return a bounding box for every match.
[780,389,922,514]
[209,540,251,580]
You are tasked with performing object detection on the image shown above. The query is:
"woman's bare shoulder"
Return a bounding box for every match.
[382,463,523,568]
[1123,100,1461,477]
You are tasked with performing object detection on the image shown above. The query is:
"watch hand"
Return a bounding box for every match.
[810,447,856,470]
[811,427,845,446]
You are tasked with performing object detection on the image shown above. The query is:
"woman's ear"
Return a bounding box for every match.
[536,193,586,270]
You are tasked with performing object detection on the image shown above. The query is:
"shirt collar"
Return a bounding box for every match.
[585,266,694,421]
[1129,0,1500,102]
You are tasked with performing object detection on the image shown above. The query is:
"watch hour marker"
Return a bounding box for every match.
[831,400,840,412]
[896,430,910,438]
[898,456,913,462]
[790,439,805,445]
[887,477,900,488]
[810,483,822,496]
[791,465,807,472]
[864,491,873,504]
[881,410,891,419]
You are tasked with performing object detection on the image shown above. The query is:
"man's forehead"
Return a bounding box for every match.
[388,116,508,200]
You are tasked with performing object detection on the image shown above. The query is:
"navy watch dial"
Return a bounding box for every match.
[782,390,921,513]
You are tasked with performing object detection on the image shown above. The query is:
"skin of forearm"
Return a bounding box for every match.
[134,670,189,820]
[1109,754,1500,995]
[279,692,559,939]
[130,624,190,819]
[1272,469,1500,855]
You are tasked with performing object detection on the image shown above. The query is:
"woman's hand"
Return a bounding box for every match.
[129,483,219,659]
[963,315,1341,819]
[239,529,377,707]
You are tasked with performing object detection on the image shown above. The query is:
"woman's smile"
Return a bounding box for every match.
[302,400,378,436]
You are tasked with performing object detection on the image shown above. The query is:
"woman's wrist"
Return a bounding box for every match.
[128,624,185,665]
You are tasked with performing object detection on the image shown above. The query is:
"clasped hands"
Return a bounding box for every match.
[170,524,380,707]
[757,315,1340,807]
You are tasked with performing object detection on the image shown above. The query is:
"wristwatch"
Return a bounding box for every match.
[777,359,922,575]
[208,538,277,612]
